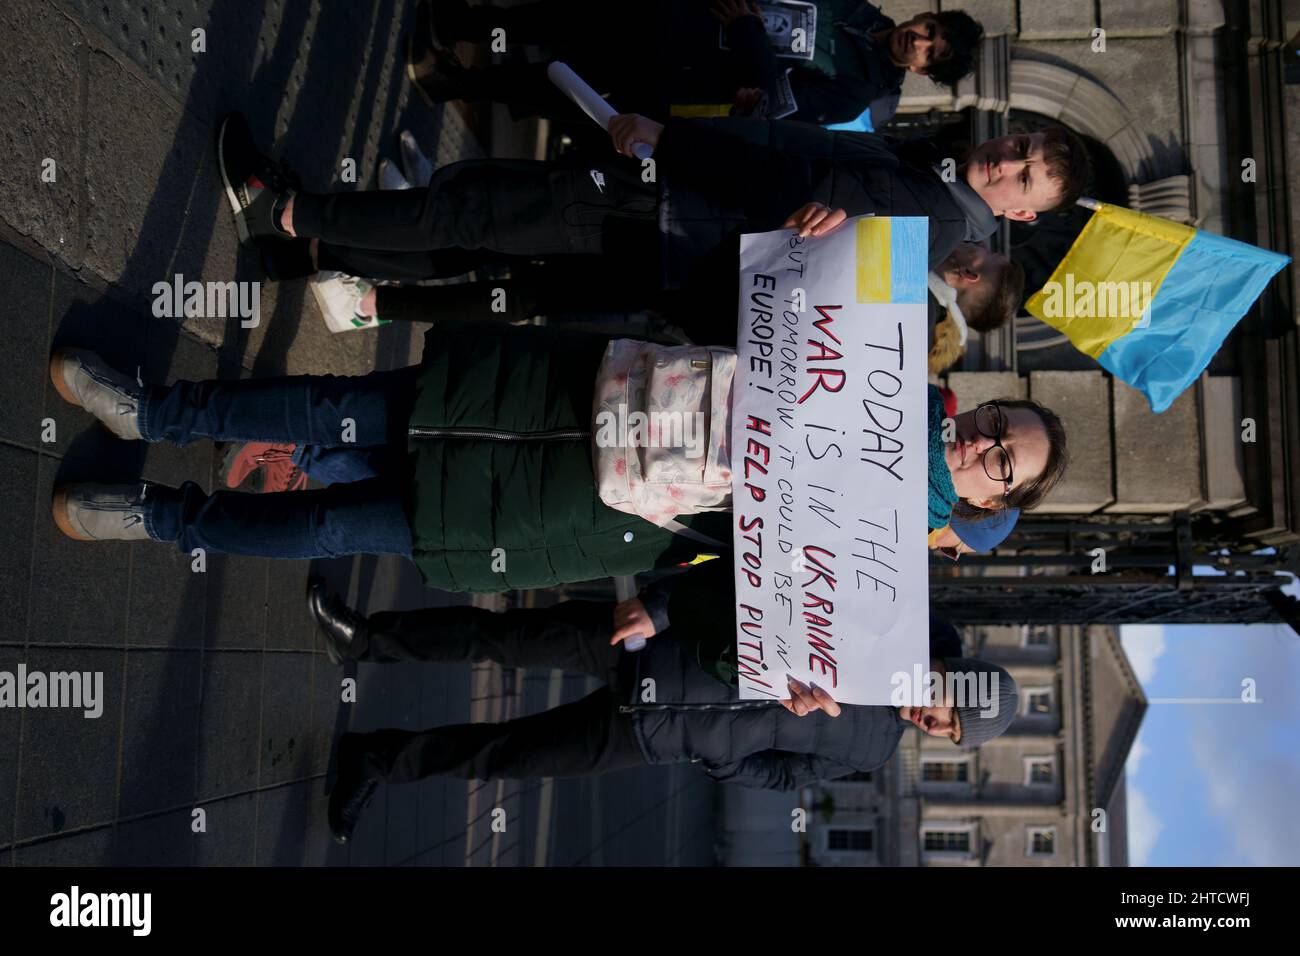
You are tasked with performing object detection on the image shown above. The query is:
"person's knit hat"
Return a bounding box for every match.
[942,657,1019,748]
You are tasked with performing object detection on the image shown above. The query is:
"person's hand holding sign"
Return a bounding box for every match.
[783,202,848,238]
[782,676,842,718]
[609,113,664,158]
[710,0,762,26]
[610,597,656,647]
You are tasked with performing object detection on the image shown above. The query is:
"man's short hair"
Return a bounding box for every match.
[1039,125,1092,211]
[963,258,1026,333]
[925,11,984,87]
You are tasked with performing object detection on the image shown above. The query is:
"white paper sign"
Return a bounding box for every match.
[730,216,931,706]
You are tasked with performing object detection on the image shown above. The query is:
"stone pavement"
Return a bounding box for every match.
[0,0,715,866]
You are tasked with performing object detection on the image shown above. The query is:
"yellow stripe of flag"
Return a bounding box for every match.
[856,217,892,303]
[1025,203,1196,357]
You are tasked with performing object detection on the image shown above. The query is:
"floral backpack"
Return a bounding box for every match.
[592,339,737,531]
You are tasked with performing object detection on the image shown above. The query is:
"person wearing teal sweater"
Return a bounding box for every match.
[926,383,1067,532]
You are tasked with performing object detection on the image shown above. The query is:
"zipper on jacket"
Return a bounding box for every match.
[408,425,590,441]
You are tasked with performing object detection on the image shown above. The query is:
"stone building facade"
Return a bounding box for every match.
[878,0,1298,547]
[714,623,1143,866]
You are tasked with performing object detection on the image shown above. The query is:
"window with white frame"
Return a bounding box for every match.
[920,823,976,860]
[1023,686,1054,716]
[1026,826,1057,859]
[1023,755,1057,786]
[826,827,874,854]
[920,755,971,785]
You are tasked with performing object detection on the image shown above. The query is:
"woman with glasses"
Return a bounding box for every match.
[926,397,1069,558]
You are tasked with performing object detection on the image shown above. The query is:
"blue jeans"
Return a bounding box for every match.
[138,368,418,559]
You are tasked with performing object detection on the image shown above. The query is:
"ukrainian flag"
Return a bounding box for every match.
[1025,202,1291,413]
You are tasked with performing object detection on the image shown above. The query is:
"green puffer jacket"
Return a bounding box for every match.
[405,320,731,592]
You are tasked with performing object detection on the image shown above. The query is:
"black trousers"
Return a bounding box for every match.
[293,157,661,283]
[372,256,674,325]
[352,600,647,783]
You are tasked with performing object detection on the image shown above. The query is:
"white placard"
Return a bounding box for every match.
[730,216,931,705]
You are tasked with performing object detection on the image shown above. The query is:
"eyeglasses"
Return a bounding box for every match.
[973,402,1014,498]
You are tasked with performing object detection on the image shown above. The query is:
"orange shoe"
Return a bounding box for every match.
[223,442,308,492]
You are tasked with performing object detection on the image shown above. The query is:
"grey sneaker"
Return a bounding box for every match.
[48,348,144,440]
[51,482,154,542]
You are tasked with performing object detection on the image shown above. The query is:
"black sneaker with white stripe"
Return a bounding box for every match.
[216,112,301,246]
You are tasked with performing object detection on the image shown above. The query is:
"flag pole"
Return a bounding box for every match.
[1075,197,1102,211]
[547,61,653,160]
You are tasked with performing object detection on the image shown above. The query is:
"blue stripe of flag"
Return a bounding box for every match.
[890,217,929,304]
[1098,230,1290,412]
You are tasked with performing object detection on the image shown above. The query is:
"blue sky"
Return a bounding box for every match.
[1119,573,1300,866]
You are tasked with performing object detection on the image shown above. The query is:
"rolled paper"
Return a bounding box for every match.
[547,60,653,161]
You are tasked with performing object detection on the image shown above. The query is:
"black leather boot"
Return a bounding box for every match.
[307,578,369,665]
[328,733,380,845]
[406,0,468,106]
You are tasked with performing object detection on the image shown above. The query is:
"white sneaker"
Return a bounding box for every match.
[308,271,387,333]
[399,130,435,187]
[52,482,155,542]
[378,158,412,191]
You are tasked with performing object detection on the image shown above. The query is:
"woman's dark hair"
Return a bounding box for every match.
[924,11,984,88]
[956,397,1069,523]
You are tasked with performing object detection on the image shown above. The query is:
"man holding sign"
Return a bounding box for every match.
[313,563,1019,843]
[214,84,1087,306]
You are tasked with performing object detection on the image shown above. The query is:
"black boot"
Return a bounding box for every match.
[328,733,381,845]
[307,578,369,665]
[406,0,468,106]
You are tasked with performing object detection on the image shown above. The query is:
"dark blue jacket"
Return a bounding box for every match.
[617,560,962,791]
[619,630,905,791]
[653,117,987,288]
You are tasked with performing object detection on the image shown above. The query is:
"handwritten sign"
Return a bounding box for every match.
[730,216,931,706]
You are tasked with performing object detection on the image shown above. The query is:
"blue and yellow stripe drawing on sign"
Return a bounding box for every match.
[856,217,928,305]
[1025,202,1290,413]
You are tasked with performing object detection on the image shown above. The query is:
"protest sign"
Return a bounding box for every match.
[730,216,931,705]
